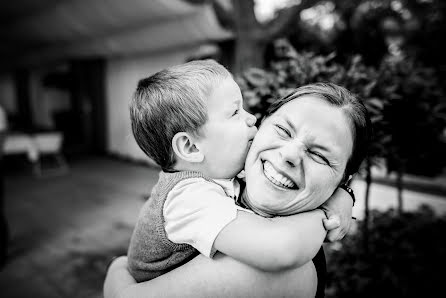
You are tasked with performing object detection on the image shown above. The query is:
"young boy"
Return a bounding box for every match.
[127,60,348,282]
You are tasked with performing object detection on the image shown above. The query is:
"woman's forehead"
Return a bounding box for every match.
[271,95,346,126]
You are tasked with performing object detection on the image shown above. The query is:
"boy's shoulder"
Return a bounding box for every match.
[157,170,212,185]
[154,170,240,200]
[151,170,215,196]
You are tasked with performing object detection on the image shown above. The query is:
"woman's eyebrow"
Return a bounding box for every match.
[283,116,297,132]
[312,143,332,153]
[280,115,342,155]
[314,142,347,160]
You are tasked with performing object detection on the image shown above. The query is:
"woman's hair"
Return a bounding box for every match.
[266,82,371,180]
[130,59,231,171]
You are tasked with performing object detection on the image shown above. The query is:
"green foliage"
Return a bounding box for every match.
[325,206,446,298]
[236,41,385,171]
[376,56,446,176]
[237,40,446,177]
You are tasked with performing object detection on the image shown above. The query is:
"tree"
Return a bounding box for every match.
[186,0,320,73]
[376,55,446,213]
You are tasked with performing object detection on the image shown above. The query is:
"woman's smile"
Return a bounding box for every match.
[262,160,297,189]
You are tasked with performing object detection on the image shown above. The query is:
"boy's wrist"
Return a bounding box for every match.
[316,208,329,220]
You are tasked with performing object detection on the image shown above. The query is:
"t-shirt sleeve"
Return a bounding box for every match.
[163,178,247,258]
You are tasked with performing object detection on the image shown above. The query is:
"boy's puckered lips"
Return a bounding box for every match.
[248,126,258,141]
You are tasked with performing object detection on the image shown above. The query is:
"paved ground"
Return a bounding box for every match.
[0,156,445,298]
[1,157,160,298]
[351,178,446,220]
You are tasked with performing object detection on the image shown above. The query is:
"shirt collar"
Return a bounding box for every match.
[212,178,240,200]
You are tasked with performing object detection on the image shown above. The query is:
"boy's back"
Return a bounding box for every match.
[127,171,201,282]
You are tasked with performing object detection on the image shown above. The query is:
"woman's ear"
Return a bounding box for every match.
[172,132,204,163]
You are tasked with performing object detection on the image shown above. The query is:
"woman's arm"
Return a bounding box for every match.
[104,254,318,298]
[104,256,136,298]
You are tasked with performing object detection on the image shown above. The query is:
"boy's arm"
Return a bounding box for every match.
[213,209,327,271]
[320,187,354,242]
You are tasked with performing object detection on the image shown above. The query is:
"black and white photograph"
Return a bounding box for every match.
[1,0,445,297]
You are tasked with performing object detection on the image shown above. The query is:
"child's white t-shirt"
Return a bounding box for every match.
[163,177,251,257]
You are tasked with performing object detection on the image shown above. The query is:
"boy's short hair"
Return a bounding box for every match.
[130,59,231,171]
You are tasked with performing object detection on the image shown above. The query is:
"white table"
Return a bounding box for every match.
[2,131,68,175]
[2,132,39,162]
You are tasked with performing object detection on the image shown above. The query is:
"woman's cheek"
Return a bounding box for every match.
[310,180,338,206]
[248,180,267,205]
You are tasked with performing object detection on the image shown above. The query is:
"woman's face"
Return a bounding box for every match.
[244,95,354,216]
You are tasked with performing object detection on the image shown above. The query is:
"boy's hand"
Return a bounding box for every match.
[320,187,353,242]
[322,215,340,231]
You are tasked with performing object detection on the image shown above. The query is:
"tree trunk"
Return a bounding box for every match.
[396,168,404,214]
[363,157,372,253]
[232,0,267,74]
[211,0,319,74]
[234,36,267,74]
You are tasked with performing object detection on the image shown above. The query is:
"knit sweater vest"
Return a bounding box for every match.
[127,170,218,282]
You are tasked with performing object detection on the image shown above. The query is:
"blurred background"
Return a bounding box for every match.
[0,0,445,297]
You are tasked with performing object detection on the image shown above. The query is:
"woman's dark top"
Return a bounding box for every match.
[314,246,326,298]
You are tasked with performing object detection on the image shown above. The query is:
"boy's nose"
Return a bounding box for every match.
[245,112,257,127]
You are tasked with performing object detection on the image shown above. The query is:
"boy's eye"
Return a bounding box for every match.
[232,109,239,116]
[308,150,330,165]
[275,124,291,138]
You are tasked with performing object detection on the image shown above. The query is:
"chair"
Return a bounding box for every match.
[33,132,69,176]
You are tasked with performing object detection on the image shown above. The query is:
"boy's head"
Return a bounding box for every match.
[130,59,257,177]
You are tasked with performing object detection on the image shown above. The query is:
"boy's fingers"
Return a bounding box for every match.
[323,216,341,230]
[327,229,344,242]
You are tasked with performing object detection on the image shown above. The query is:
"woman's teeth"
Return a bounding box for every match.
[263,161,296,189]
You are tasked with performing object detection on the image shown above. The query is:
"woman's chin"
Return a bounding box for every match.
[246,193,290,215]
[247,185,317,216]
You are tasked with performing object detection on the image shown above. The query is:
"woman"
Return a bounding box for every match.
[104,83,371,297]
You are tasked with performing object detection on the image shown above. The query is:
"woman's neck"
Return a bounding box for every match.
[240,189,274,218]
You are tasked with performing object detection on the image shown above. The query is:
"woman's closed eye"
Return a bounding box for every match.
[232,108,240,116]
[308,150,330,165]
[274,124,291,138]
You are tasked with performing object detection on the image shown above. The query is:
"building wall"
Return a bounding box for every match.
[105,48,197,165]
[29,69,70,130]
[0,69,70,131]
[0,75,17,116]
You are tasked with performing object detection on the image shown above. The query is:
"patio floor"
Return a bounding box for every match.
[1,156,445,298]
[0,157,160,298]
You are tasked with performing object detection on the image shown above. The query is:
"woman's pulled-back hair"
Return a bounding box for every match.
[266,82,371,180]
[130,59,231,171]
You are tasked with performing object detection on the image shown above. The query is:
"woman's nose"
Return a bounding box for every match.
[245,112,257,127]
[279,141,303,168]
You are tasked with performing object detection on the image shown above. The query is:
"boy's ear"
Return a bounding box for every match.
[172,132,204,163]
